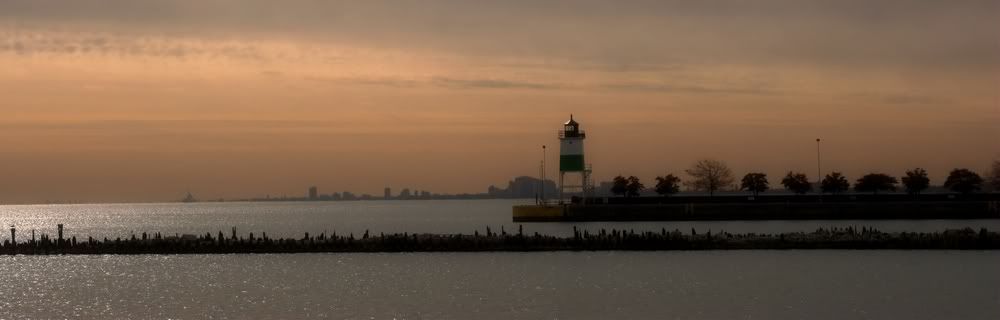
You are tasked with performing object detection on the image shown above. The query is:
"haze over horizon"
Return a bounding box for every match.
[2,0,998,204]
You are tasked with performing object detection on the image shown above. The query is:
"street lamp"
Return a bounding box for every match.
[816,138,822,188]
[541,145,547,203]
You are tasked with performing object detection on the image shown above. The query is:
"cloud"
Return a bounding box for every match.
[0,31,269,61]
[431,77,558,90]
[304,76,420,88]
[1,0,996,69]
[259,70,283,77]
[301,75,559,90]
[0,1,996,104]
[840,92,954,109]
[598,82,778,95]
[880,94,948,106]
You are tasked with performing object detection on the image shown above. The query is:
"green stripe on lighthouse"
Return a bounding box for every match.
[560,154,585,171]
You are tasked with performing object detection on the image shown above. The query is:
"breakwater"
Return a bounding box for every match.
[3,225,999,254]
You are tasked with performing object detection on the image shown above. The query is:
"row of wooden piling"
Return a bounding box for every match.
[2,225,998,254]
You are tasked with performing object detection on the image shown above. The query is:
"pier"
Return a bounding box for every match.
[514,195,1000,222]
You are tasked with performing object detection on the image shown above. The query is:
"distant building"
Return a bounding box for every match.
[384,187,392,200]
[342,191,357,201]
[594,181,615,197]
[399,188,412,199]
[489,176,557,198]
[308,186,318,200]
[181,191,197,203]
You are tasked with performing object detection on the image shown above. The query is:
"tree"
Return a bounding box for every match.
[943,168,983,194]
[989,160,1000,191]
[611,175,628,197]
[854,173,898,195]
[740,172,769,197]
[684,159,734,197]
[781,171,812,194]
[654,174,681,197]
[625,176,644,198]
[821,172,850,194]
[901,168,930,195]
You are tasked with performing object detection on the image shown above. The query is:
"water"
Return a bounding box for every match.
[1,200,998,239]
[1,251,997,319]
[2,201,997,318]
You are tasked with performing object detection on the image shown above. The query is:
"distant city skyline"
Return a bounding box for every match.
[1,1,997,203]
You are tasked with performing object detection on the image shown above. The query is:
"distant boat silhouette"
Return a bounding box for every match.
[181,191,198,203]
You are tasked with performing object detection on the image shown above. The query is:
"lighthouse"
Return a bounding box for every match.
[558,115,592,203]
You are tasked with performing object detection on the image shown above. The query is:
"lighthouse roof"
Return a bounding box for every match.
[564,114,579,126]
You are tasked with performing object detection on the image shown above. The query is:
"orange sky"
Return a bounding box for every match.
[1,1,998,203]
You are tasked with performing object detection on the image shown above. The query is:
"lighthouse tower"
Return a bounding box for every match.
[558,115,592,203]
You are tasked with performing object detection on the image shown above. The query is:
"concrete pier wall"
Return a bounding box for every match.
[513,201,1000,222]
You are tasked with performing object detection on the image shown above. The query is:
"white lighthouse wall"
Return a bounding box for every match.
[559,139,584,155]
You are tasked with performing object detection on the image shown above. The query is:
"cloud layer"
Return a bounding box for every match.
[3,0,998,67]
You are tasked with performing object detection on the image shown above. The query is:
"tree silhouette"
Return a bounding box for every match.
[781,171,812,194]
[821,172,850,194]
[901,168,930,195]
[654,174,681,197]
[943,168,983,194]
[740,172,769,197]
[625,176,645,198]
[854,173,898,195]
[989,160,1000,191]
[684,159,734,197]
[611,175,628,197]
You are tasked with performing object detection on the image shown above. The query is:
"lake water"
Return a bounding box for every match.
[1,251,997,319]
[1,201,998,318]
[2,200,998,240]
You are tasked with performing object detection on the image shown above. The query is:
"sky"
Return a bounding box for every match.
[1,0,998,203]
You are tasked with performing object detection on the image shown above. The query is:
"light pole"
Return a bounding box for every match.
[816,138,822,189]
[541,145,547,204]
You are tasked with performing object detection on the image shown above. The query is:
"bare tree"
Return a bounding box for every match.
[684,159,735,197]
